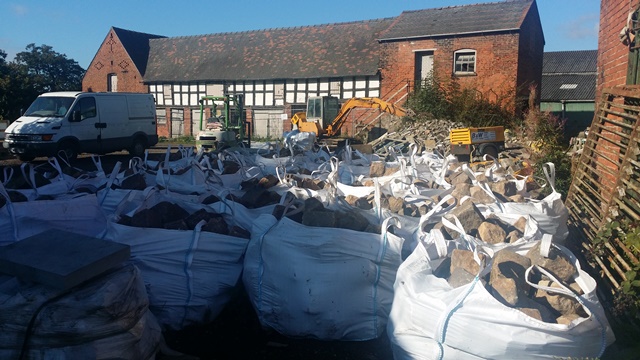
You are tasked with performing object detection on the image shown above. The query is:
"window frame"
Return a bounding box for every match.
[453,49,477,76]
[107,73,118,92]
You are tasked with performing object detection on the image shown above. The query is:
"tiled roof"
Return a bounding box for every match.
[113,27,166,76]
[378,0,533,41]
[143,18,394,82]
[541,74,596,101]
[542,50,597,74]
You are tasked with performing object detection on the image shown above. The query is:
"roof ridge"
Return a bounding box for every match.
[112,26,166,38]
[400,0,532,14]
[544,49,598,53]
[164,17,395,40]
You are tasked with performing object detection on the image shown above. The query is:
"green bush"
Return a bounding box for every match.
[159,135,194,144]
[406,72,518,129]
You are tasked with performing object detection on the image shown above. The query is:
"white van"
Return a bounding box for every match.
[3,91,158,161]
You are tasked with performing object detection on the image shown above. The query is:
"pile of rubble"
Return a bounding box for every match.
[366,118,534,162]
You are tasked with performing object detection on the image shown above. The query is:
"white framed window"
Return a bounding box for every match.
[454,49,476,75]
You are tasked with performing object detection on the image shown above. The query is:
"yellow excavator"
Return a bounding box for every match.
[290,96,407,137]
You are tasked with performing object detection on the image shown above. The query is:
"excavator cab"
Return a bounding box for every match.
[306,96,340,130]
[291,95,407,138]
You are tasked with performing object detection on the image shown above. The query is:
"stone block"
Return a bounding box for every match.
[490,180,517,197]
[336,210,370,232]
[470,185,495,204]
[526,242,578,283]
[387,195,404,213]
[448,267,476,288]
[489,249,532,306]
[258,174,279,189]
[452,183,472,201]
[450,249,481,276]
[478,221,507,244]
[369,161,386,177]
[534,280,586,317]
[445,200,485,238]
[0,230,130,290]
[302,209,336,228]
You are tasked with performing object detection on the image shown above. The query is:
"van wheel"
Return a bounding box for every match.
[129,138,147,158]
[57,141,78,162]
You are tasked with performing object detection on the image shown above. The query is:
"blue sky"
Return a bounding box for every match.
[0,0,600,70]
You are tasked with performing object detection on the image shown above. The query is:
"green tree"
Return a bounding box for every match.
[0,50,9,120]
[0,44,85,121]
[14,43,84,93]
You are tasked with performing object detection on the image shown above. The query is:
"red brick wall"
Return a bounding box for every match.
[594,1,639,188]
[597,0,639,96]
[81,29,148,93]
[380,32,523,110]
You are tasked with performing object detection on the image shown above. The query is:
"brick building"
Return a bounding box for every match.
[563,0,640,331]
[82,28,165,94]
[592,0,640,185]
[596,0,640,95]
[82,0,544,139]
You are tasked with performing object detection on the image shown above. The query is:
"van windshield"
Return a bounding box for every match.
[24,96,75,118]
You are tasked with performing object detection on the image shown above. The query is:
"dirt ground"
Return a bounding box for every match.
[160,284,394,360]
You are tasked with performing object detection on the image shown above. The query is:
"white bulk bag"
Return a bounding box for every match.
[475,163,569,243]
[0,264,161,360]
[388,234,615,360]
[0,182,107,245]
[103,199,249,330]
[243,215,404,340]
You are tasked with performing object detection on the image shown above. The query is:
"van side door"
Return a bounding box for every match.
[94,95,129,153]
[68,96,101,153]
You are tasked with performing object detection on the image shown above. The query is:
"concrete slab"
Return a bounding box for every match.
[0,229,130,290]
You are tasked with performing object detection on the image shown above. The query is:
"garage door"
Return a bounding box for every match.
[253,110,285,139]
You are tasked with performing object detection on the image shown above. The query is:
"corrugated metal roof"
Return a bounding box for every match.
[112,27,166,76]
[542,50,597,74]
[378,0,533,41]
[541,74,596,101]
[143,19,394,82]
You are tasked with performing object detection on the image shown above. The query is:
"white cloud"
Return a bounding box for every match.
[10,4,28,16]
[560,13,599,40]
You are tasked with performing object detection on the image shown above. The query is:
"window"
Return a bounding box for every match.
[156,109,166,124]
[454,50,476,75]
[107,73,118,92]
[163,86,172,101]
[73,97,96,121]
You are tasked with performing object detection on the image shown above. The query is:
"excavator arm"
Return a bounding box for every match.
[325,98,407,137]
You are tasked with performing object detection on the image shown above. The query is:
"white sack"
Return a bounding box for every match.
[243,215,404,340]
[0,181,107,244]
[475,163,569,243]
[0,264,161,360]
[104,221,248,331]
[388,235,615,360]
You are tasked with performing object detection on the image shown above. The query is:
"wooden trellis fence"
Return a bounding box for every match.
[566,85,640,310]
